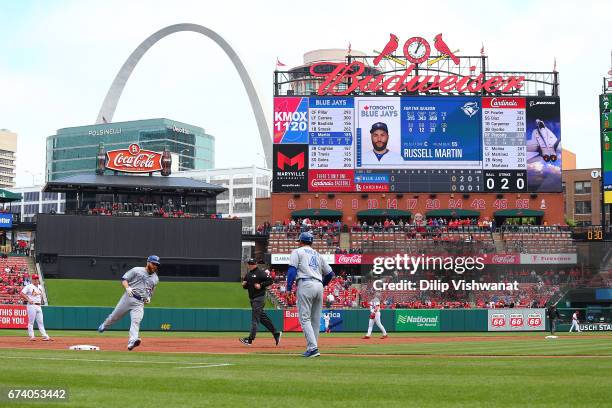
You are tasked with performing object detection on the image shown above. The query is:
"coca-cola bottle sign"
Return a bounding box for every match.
[105,143,164,173]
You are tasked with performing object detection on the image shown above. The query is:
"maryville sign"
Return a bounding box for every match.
[106,143,163,173]
[310,33,525,96]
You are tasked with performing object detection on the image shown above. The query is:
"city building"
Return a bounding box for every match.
[6,185,65,223]
[46,118,214,181]
[0,129,17,188]
[562,168,606,226]
[176,166,271,232]
[284,49,379,95]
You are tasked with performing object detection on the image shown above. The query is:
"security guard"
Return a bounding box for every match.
[239,259,282,346]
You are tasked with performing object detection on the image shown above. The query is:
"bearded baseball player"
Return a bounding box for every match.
[287,231,335,357]
[363,296,388,339]
[19,274,52,341]
[97,255,160,350]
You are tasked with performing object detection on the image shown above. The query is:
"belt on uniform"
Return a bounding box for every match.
[132,293,144,301]
[32,303,41,306]
[298,277,322,283]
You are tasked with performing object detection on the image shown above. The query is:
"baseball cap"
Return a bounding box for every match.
[370,122,388,133]
[147,255,161,265]
[246,258,257,265]
[31,274,39,280]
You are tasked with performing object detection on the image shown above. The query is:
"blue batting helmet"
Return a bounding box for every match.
[147,255,161,265]
[298,231,314,244]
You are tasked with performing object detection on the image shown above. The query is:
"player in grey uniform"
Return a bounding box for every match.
[287,232,334,357]
[97,255,160,350]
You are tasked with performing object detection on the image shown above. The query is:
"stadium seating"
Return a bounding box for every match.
[0,256,32,304]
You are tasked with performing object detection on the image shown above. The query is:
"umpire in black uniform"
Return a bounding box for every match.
[240,259,282,346]
[547,303,561,335]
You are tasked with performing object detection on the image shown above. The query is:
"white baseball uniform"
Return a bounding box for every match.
[21,283,49,340]
[323,313,331,332]
[366,299,387,336]
[569,312,581,332]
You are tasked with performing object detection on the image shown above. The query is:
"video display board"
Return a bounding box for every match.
[601,94,612,204]
[273,96,561,193]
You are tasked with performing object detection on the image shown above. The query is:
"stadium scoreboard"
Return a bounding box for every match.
[273,96,561,193]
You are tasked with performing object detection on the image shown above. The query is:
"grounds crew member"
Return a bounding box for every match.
[240,259,282,346]
[98,255,160,351]
[287,231,335,357]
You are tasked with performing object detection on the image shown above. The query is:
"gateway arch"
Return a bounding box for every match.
[96,23,272,167]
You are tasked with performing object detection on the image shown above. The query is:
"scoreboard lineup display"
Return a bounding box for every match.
[273,96,561,193]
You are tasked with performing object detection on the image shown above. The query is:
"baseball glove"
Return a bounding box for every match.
[369,313,375,319]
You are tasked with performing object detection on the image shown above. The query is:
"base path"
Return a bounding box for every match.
[0,334,538,354]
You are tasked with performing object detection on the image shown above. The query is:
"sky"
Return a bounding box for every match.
[1,0,610,186]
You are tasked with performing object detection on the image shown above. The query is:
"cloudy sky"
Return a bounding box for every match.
[1,0,610,186]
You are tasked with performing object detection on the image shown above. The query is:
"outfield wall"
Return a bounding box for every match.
[0,306,553,332]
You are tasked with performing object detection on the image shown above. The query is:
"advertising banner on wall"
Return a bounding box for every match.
[283,309,301,332]
[519,253,577,264]
[320,309,343,332]
[273,144,309,192]
[274,97,309,144]
[395,310,440,331]
[487,308,545,331]
[0,305,28,329]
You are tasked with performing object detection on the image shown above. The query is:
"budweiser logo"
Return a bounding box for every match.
[311,61,525,96]
[491,254,517,264]
[490,98,518,107]
[336,254,362,264]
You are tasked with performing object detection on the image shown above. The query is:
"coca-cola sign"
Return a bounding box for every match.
[488,254,520,264]
[106,144,163,173]
[335,254,362,264]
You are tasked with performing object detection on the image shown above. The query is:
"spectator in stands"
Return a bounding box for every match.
[326,293,335,308]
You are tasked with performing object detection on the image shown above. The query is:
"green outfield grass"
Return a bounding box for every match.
[0,332,611,407]
[44,279,257,308]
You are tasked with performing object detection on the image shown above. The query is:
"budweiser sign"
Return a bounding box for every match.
[106,144,163,173]
[310,33,525,96]
[335,254,362,264]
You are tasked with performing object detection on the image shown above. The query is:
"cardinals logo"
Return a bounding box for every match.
[461,102,479,117]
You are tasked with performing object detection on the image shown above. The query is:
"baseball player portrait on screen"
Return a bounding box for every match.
[286,231,335,358]
[97,255,160,351]
[19,274,52,341]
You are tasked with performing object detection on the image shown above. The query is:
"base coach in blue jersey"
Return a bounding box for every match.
[287,231,335,357]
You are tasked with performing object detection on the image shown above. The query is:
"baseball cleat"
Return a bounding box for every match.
[302,348,320,358]
[97,323,105,333]
[274,332,282,346]
[381,334,388,339]
[42,337,53,341]
[239,337,252,346]
[362,336,371,339]
[28,337,36,341]
[127,338,141,351]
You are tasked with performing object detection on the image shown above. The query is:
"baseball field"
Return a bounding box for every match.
[0,330,610,408]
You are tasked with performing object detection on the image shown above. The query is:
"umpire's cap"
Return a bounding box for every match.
[298,231,314,244]
[370,122,388,134]
[147,255,161,265]
[246,258,257,265]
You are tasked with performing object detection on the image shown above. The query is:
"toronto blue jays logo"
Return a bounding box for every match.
[461,102,480,117]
